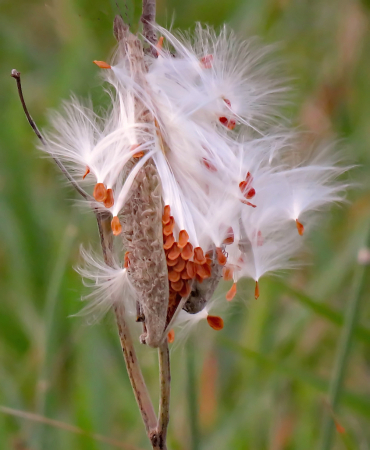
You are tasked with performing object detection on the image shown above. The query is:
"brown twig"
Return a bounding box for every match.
[11,69,93,202]
[155,341,171,450]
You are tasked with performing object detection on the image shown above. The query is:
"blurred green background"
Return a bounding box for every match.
[1,0,370,449]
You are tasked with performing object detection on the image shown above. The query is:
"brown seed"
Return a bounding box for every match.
[103,188,114,208]
[163,217,175,235]
[179,281,191,298]
[163,234,175,250]
[193,247,207,265]
[111,216,122,236]
[171,279,184,292]
[226,282,237,301]
[216,247,227,265]
[168,243,181,260]
[178,230,189,248]
[207,315,224,331]
[181,242,194,260]
[93,183,107,202]
[168,270,181,282]
[173,258,186,272]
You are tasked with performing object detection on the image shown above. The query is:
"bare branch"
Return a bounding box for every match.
[11,69,93,202]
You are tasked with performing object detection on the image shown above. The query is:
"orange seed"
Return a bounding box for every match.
[296,219,304,236]
[171,279,184,292]
[103,188,114,208]
[193,247,207,265]
[178,230,189,248]
[255,280,260,300]
[162,205,171,224]
[207,315,224,331]
[173,258,186,272]
[163,217,175,235]
[222,266,233,281]
[168,243,181,260]
[82,166,90,179]
[163,234,175,250]
[186,260,196,279]
[226,283,237,301]
[111,216,122,236]
[168,270,181,282]
[195,263,211,279]
[93,183,107,202]
[179,281,191,298]
[181,242,194,260]
[216,247,227,265]
[167,256,179,267]
[93,60,111,69]
[167,329,175,344]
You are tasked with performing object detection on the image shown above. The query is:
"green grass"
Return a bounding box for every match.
[1,0,370,449]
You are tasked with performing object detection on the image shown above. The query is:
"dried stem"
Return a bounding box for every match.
[11,69,93,202]
[98,215,158,437]
[155,341,171,450]
[12,70,162,448]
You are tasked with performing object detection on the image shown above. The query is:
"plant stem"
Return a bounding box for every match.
[186,338,200,450]
[98,215,158,439]
[155,341,171,450]
[319,221,370,450]
[11,70,92,202]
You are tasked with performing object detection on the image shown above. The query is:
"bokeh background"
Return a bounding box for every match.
[1,0,370,449]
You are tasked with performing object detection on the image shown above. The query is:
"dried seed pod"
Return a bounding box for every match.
[117,29,169,348]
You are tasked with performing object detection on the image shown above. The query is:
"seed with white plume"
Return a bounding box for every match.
[40,21,348,346]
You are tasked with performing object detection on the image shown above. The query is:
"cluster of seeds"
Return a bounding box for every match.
[162,205,213,322]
